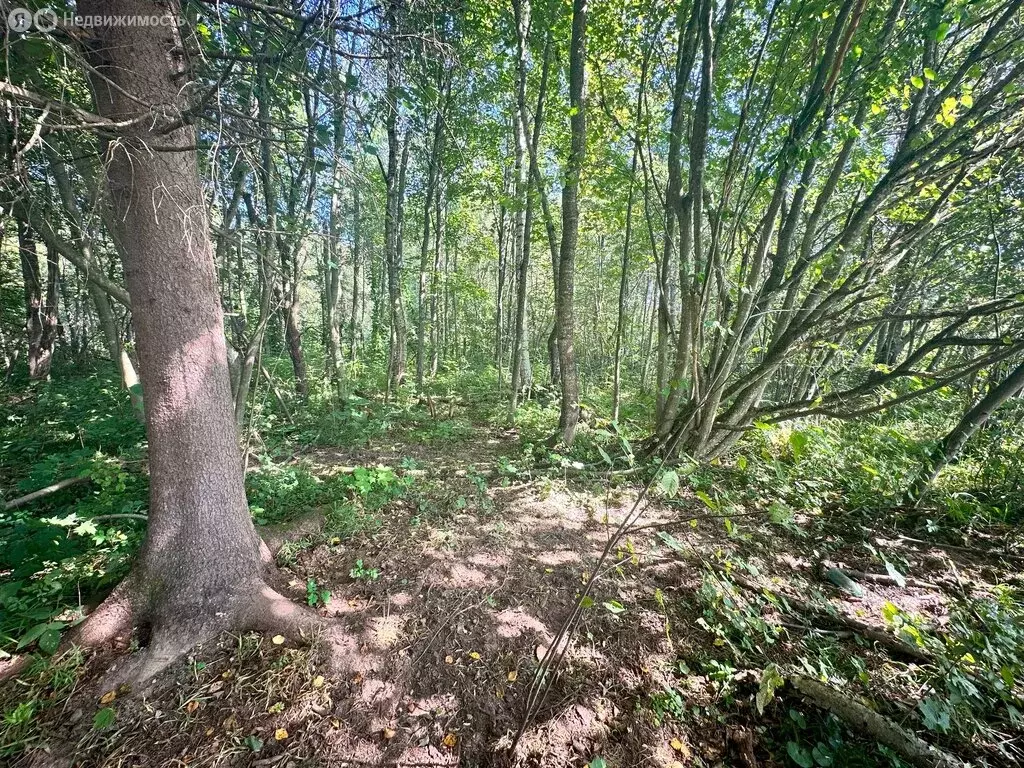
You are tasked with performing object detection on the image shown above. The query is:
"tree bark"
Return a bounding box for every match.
[906,358,1024,503]
[555,0,588,445]
[78,0,307,678]
[19,221,59,380]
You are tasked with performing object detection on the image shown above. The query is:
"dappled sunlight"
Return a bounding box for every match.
[534,549,582,566]
[422,562,496,589]
[493,607,549,639]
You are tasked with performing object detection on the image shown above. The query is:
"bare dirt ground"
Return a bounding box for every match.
[5,431,1022,768]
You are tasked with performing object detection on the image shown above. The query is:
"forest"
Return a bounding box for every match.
[1,0,1023,765]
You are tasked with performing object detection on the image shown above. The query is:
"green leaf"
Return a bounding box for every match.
[756,664,785,714]
[16,622,49,650]
[658,531,686,552]
[602,600,625,615]
[883,560,906,588]
[923,68,936,81]
[787,741,814,768]
[911,75,924,89]
[789,431,809,462]
[597,446,612,467]
[39,627,61,655]
[812,743,834,766]
[933,22,950,41]
[659,470,680,498]
[93,707,116,730]
[587,759,607,768]
[695,490,717,510]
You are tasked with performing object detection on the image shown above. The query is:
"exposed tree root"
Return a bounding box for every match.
[61,561,325,691]
[790,674,965,768]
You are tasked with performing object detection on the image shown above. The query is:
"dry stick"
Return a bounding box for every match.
[894,535,1024,564]
[510,423,691,753]
[789,675,964,768]
[836,567,942,591]
[3,476,90,511]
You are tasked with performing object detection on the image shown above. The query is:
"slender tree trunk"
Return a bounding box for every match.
[349,187,362,361]
[326,58,351,398]
[611,146,638,423]
[416,86,443,390]
[510,0,535,414]
[906,359,1024,503]
[19,222,59,380]
[78,0,306,678]
[555,0,588,445]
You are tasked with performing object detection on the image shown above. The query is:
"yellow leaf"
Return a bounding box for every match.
[275,728,288,741]
[186,700,200,714]
[445,655,454,664]
[442,732,457,748]
[671,738,685,751]
[383,727,396,740]
[272,635,285,645]
[468,651,481,660]
[312,675,325,689]
[99,690,117,705]
[507,670,518,682]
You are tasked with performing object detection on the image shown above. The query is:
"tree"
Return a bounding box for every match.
[555,0,587,446]
[75,0,308,678]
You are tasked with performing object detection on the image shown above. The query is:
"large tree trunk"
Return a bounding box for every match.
[555,0,587,445]
[78,0,304,679]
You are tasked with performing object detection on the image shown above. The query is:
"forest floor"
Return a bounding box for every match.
[4,415,1024,768]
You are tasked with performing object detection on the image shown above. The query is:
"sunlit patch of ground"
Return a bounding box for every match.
[3,431,1021,767]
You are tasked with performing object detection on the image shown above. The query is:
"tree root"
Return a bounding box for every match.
[62,576,324,691]
[789,674,965,768]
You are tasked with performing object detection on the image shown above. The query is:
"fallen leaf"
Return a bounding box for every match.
[331,718,341,729]
[444,655,454,664]
[223,714,238,731]
[468,651,481,660]
[99,690,117,705]
[272,635,285,645]
[671,738,685,752]
[274,728,288,741]
[352,672,364,684]
[312,675,325,689]
[221,670,233,680]
[507,670,518,682]
[206,727,214,736]
[383,727,396,740]
[442,732,457,749]
[185,700,200,714]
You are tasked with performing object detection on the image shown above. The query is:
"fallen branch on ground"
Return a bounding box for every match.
[3,476,91,511]
[711,565,932,662]
[894,535,1024,563]
[789,674,964,768]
